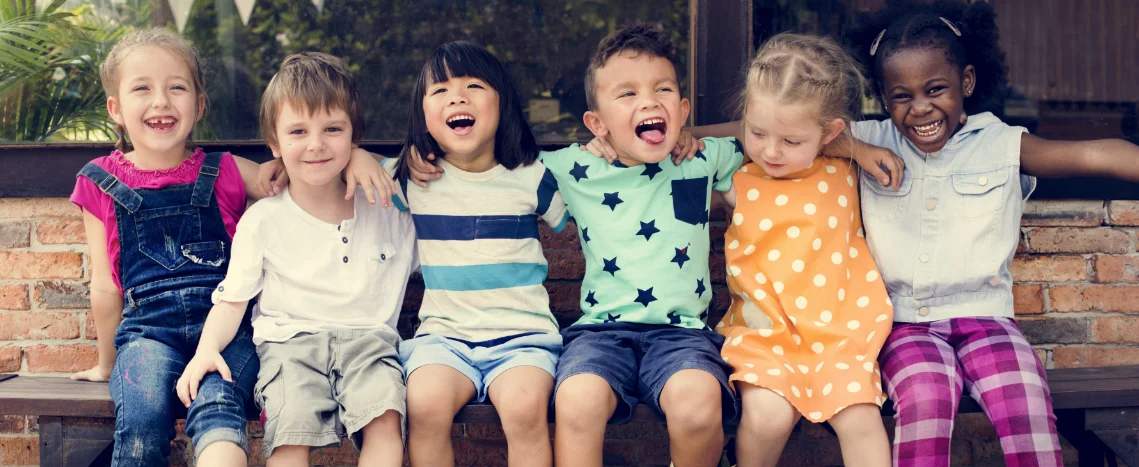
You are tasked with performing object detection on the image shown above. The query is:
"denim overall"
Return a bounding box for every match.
[79,152,258,465]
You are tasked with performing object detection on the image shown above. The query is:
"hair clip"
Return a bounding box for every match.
[939,17,962,36]
[869,29,887,56]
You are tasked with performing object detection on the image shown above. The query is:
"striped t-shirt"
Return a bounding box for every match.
[392,157,568,341]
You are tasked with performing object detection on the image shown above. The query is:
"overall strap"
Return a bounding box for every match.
[77,163,142,213]
[191,152,224,207]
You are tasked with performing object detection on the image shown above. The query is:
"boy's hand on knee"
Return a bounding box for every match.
[176,351,232,408]
[70,364,112,382]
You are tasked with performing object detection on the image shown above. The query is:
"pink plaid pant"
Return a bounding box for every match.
[879,317,1062,467]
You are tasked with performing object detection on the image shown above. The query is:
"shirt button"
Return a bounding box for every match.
[919,254,930,263]
[380,254,386,261]
[919,306,930,316]
[217,286,225,292]
[926,200,937,210]
[342,237,348,244]
[343,256,349,263]
[978,176,988,186]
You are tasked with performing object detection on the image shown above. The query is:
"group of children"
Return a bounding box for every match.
[70,0,1139,466]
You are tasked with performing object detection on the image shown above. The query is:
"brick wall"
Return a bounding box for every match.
[1,197,1137,466]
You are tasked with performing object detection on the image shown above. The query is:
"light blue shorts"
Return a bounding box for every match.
[399,332,562,402]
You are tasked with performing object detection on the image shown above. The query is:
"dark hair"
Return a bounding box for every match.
[259,52,364,149]
[395,41,537,180]
[848,0,1008,115]
[585,24,675,110]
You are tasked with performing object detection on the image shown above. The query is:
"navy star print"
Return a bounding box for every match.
[602,192,623,211]
[604,313,621,323]
[667,310,681,324]
[570,162,589,182]
[603,257,620,276]
[585,291,598,307]
[636,220,660,241]
[641,162,662,180]
[635,287,657,307]
[671,246,690,269]
[693,150,707,161]
[694,278,706,298]
[581,227,590,242]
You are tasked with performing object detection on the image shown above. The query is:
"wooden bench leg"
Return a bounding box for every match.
[1056,409,1109,467]
[1086,408,1139,467]
[39,416,115,467]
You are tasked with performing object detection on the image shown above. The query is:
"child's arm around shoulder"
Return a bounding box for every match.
[70,210,122,382]
[1020,134,1139,182]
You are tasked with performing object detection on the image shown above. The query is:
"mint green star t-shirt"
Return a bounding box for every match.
[539,137,743,328]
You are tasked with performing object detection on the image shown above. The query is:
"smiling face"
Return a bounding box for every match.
[107,45,204,157]
[270,102,354,188]
[421,72,501,165]
[583,51,689,166]
[880,47,975,153]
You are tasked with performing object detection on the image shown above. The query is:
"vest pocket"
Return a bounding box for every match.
[859,170,912,224]
[952,167,1009,219]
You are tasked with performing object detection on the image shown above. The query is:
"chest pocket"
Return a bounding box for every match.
[860,169,913,224]
[133,205,203,271]
[369,243,398,297]
[952,167,1009,219]
[671,177,709,226]
[474,216,527,257]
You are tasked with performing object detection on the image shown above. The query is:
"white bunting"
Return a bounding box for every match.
[235,0,256,25]
[311,0,325,13]
[168,0,194,33]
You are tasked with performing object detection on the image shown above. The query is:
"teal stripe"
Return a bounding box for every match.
[421,263,548,291]
[550,212,569,233]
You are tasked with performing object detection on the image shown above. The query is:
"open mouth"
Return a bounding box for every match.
[145,116,177,132]
[911,119,944,139]
[635,117,666,144]
[446,113,475,136]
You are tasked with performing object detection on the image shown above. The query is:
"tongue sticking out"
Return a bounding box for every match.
[639,130,664,144]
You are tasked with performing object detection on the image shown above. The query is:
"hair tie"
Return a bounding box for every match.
[869,29,887,56]
[939,17,962,36]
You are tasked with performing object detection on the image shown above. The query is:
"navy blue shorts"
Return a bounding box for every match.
[554,322,739,423]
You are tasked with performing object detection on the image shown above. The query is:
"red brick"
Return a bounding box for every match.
[0,221,31,248]
[1053,346,1139,368]
[83,312,98,340]
[1090,316,1139,343]
[711,253,726,284]
[1025,228,1131,254]
[0,251,84,279]
[539,220,580,251]
[0,284,30,310]
[544,251,585,280]
[1021,200,1104,227]
[0,198,77,219]
[1049,285,1139,313]
[1093,255,1139,283]
[33,280,90,309]
[544,282,581,315]
[1010,256,1087,282]
[0,346,20,372]
[1107,200,1139,226]
[0,312,80,340]
[0,415,26,434]
[0,437,39,465]
[24,344,98,373]
[36,217,85,244]
[1017,231,1029,254]
[1012,285,1044,315]
[710,223,727,253]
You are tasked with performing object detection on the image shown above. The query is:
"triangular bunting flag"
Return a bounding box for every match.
[168,0,193,33]
[235,0,255,25]
[311,0,324,13]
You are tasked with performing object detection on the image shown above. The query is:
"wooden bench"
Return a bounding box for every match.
[2,366,1139,466]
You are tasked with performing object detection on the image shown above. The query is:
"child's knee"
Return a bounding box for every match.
[830,404,887,439]
[497,390,549,431]
[361,410,403,441]
[660,370,723,431]
[554,375,614,428]
[738,389,798,436]
[406,387,457,425]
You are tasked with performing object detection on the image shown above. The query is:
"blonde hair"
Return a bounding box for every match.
[739,33,864,135]
[258,52,363,149]
[99,28,207,152]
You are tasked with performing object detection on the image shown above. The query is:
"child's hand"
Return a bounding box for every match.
[258,159,288,197]
[583,137,619,164]
[670,129,705,165]
[70,364,112,382]
[853,147,906,190]
[176,351,231,408]
[346,148,395,207]
[406,146,442,189]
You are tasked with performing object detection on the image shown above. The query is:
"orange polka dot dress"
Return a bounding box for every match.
[717,157,892,422]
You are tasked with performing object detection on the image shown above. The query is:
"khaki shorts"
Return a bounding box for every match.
[255,328,405,459]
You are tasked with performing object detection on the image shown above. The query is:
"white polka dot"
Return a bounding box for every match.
[733,213,744,225]
[759,219,773,231]
[818,181,829,193]
[876,382,883,391]
[814,321,827,327]
[828,216,839,229]
[846,269,851,279]
[823,383,833,396]
[814,274,827,287]
[867,331,876,343]
[838,195,848,207]
[876,396,883,405]
[838,288,846,301]
[804,203,817,215]
[768,250,781,261]
[798,365,809,374]
[745,363,754,368]
[846,232,851,244]
[848,320,861,330]
[753,289,766,301]
[775,195,789,206]
[847,175,855,187]
[876,314,889,322]
[812,238,823,251]
[836,362,850,370]
[747,189,759,201]
[849,247,859,258]
[730,265,741,276]
[848,382,862,393]
[789,316,798,326]
[867,271,879,282]
[743,245,756,255]
[811,342,824,354]
[741,166,748,173]
[728,240,739,250]
[785,364,795,373]
[792,178,802,182]
[826,165,837,174]
[855,355,866,362]
[787,226,801,238]
[816,362,825,372]
[809,412,822,420]
[795,296,808,309]
[758,329,773,337]
[767,369,781,376]
[831,252,843,264]
[864,362,876,372]
[857,228,865,238]
[792,260,804,272]
[773,282,784,294]
[792,334,802,345]
[791,386,801,398]
[773,389,785,397]
[755,272,767,284]
[744,373,759,383]
[731,335,743,346]
[857,296,870,308]
[851,211,855,221]
[820,310,832,322]
[772,345,784,355]
[716,321,724,328]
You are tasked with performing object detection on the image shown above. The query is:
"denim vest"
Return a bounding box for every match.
[852,113,1036,323]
